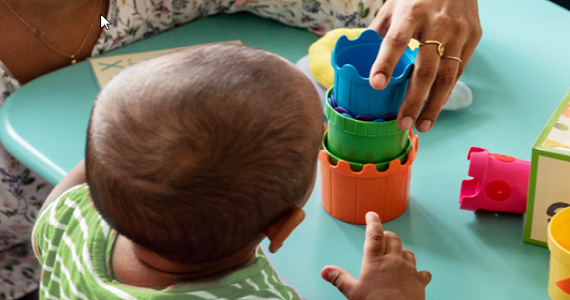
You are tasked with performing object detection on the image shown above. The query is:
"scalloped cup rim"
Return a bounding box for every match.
[332,29,416,83]
[319,132,418,176]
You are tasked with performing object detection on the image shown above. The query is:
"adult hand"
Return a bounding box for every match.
[321,212,432,300]
[368,0,482,132]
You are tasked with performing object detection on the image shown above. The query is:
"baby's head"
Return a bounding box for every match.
[85,44,322,264]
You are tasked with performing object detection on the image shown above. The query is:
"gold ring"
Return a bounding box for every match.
[442,56,463,63]
[419,40,444,57]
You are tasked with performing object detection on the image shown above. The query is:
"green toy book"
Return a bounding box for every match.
[524,89,570,247]
[89,41,241,89]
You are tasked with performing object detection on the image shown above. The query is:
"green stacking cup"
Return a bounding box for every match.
[323,132,411,172]
[325,88,408,164]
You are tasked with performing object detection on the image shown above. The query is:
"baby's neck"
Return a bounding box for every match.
[111,234,257,287]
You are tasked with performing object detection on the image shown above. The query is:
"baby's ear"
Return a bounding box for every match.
[263,207,305,253]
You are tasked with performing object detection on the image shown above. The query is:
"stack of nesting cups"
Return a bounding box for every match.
[320,29,419,224]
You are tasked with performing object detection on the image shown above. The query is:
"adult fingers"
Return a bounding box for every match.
[396,38,441,131]
[455,0,483,78]
[416,42,463,132]
[367,0,396,38]
[455,22,483,79]
[321,266,358,297]
[416,14,481,132]
[418,270,433,286]
[368,12,417,90]
[362,212,386,266]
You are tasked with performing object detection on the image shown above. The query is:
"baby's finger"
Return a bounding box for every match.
[362,211,386,264]
[402,248,416,268]
[369,14,417,90]
[321,266,358,297]
[418,270,433,286]
[384,231,403,255]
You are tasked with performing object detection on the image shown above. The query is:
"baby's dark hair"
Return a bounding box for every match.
[85,43,322,264]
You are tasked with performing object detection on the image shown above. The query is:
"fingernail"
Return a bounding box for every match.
[372,73,387,89]
[419,120,432,132]
[401,116,413,130]
[366,211,379,223]
[322,268,333,281]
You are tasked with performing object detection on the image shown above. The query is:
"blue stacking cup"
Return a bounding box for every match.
[332,29,417,119]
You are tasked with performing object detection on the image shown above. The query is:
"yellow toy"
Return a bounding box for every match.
[548,206,570,299]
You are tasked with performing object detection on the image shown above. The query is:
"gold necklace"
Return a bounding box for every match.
[1,0,104,64]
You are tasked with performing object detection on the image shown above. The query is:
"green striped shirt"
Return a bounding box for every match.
[33,185,301,300]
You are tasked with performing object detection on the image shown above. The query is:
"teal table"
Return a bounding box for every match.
[2,1,570,299]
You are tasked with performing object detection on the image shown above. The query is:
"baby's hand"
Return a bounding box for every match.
[321,212,431,300]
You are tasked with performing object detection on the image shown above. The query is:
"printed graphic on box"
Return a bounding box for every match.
[529,156,570,244]
[525,89,570,246]
[543,103,570,151]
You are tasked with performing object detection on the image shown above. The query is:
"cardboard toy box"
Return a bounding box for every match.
[524,89,570,247]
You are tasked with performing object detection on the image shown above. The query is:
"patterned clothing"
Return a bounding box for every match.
[32,185,301,300]
[0,60,50,300]
[33,185,299,300]
[93,0,383,53]
[0,0,383,298]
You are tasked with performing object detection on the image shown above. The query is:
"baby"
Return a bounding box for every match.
[33,43,431,300]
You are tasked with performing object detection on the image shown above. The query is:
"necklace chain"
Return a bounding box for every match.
[1,0,104,64]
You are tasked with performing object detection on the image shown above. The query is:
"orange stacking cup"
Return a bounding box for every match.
[319,131,418,224]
